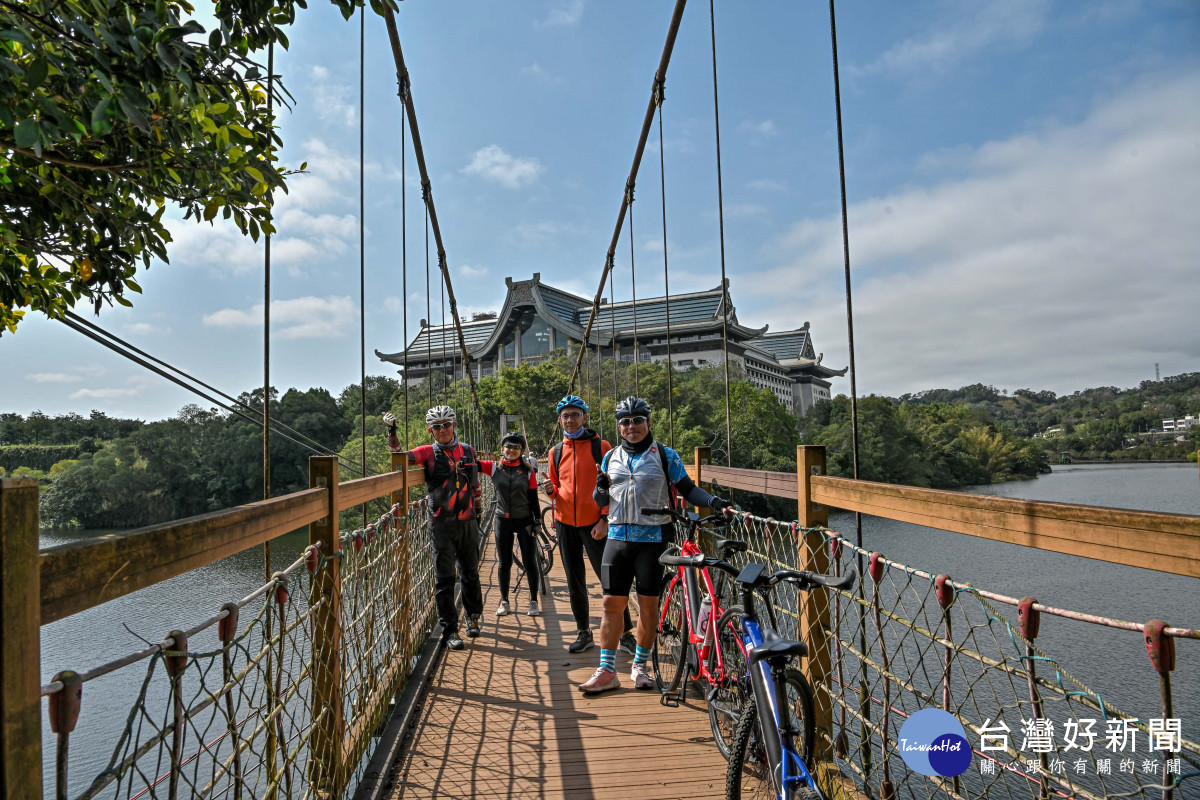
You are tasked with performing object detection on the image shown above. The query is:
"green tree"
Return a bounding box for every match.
[0,0,390,334]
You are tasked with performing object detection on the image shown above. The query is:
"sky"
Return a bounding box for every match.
[3,0,1199,421]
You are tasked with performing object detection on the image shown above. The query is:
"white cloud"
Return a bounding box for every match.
[739,119,779,145]
[748,72,1200,396]
[202,296,356,340]
[748,179,785,192]
[458,264,488,277]
[70,387,139,400]
[309,66,356,127]
[858,0,1049,77]
[521,62,561,84]
[510,220,583,245]
[124,322,171,336]
[383,296,404,314]
[28,373,83,383]
[536,0,584,28]
[727,203,767,218]
[462,145,543,189]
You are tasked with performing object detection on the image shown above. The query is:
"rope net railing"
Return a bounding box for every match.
[41,476,496,800]
[695,510,1197,800]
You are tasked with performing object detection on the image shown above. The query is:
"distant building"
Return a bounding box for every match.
[375,272,846,416]
[1161,415,1197,432]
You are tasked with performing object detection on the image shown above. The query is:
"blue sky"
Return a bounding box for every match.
[4,0,1199,420]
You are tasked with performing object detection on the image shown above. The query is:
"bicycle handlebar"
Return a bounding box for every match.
[640,506,733,527]
[658,547,857,593]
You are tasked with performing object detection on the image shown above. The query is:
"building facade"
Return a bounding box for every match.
[375,273,845,416]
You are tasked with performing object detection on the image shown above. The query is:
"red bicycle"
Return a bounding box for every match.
[649,504,752,759]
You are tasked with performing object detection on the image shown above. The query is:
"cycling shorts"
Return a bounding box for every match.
[601,539,669,597]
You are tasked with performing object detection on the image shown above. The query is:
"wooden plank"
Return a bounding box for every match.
[39,488,326,625]
[381,534,731,800]
[812,476,1200,578]
[1,479,42,799]
[309,456,344,795]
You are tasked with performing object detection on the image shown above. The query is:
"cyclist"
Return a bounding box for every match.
[479,432,542,617]
[543,395,636,655]
[386,406,484,651]
[580,396,734,693]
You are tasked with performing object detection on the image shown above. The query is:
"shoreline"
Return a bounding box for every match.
[1055,458,1192,465]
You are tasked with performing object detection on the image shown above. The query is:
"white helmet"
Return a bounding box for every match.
[425,405,457,425]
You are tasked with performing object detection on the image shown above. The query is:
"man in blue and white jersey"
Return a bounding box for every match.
[579,396,734,694]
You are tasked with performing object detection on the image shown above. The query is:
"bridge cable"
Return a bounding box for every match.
[627,181,640,394]
[707,0,733,468]
[400,70,410,447]
[828,0,872,775]
[263,38,275,580]
[381,8,487,438]
[655,78,675,448]
[57,315,366,474]
[424,185,432,409]
[565,0,688,399]
[359,2,368,527]
[608,261,618,404]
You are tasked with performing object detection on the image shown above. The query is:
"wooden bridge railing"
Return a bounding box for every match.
[0,456,434,798]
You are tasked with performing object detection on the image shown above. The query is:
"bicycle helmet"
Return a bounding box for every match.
[425,405,457,425]
[556,394,589,414]
[500,432,527,451]
[614,396,651,420]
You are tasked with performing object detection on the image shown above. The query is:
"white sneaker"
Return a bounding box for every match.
[526,601,541,617]
[496,599,511,616]
[630,661,655,690]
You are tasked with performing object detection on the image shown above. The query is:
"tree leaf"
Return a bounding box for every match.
[26,58,47,88]
[116,94,150,132]
[14,118,39,148]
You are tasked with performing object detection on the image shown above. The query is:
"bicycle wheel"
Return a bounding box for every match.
[541,503,556,540]
[536,544,552,597]
[709,606,751,760]
[652,579,689,692]
[536,525,555,575]
[726,669,818,800]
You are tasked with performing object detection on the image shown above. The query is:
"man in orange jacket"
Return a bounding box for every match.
[544,395,635,654]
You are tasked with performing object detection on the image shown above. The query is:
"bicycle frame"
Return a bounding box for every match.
[661,536,732,690]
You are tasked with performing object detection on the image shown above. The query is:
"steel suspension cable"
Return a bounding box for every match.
[400,76,409,447]
[708,0,733,467]
[627,183,640,394]
[424,187,431,409]
[57,317,366,474]
[358,2,368,524]
[565,0,688,396]
[62,311,363,468]
[655,81,675,448]
[609,263,618,403]
[263,38,274,580]
[381,8,486,432]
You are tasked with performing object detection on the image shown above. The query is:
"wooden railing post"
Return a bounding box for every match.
[390,452,412,677]
[308,457,344,798]
[693,447,711,513]
[0,478,42,799]
[796,446,834,766]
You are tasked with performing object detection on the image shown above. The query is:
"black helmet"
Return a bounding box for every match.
[500,432,527,451]
[615,396,651,420]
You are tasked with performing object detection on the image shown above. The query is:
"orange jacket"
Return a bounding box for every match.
[547,433,612,527]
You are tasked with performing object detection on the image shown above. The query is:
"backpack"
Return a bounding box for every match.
[552,436,604,478]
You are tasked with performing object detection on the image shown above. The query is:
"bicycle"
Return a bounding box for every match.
[658,549,855,800]
[644,504,752,759]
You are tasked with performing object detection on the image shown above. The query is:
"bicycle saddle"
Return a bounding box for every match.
[714,537,748,555]
[747,628,808,665]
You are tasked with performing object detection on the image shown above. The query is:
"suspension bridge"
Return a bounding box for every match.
[2,1,1198,799]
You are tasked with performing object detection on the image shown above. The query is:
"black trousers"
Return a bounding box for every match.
[557,521,633,633]
[495,516,538,601]
[431,519,484,636]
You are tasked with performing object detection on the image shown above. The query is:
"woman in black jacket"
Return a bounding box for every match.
[480,432,543,617]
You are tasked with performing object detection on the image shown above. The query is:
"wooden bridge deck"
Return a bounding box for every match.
[381,536,729,799]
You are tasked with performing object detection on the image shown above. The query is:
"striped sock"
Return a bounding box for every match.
[600,648,617,673]
[635,644,651,664]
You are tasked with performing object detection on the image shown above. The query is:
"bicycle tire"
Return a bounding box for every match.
[709,606,751,760]
[536,547,552,597]
[726,669,818,800]
[541,503,556,540]
[652,579,689,693]
[536,525,555,575]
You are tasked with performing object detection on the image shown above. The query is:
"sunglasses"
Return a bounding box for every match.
[559,411,584,420]
[502,443,523,451]
[618,416,648,427]
[429,421,454,431]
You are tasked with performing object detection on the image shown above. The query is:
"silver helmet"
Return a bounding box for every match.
[425,405,457,425]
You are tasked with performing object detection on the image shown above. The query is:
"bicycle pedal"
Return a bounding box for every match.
[705,685,719,703]
[660,691,682,708]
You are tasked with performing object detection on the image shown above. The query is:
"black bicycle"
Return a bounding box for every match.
[512,509,556,598]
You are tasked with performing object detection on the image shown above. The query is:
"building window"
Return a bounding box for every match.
[519,310,551,357]
[500,337,515,364]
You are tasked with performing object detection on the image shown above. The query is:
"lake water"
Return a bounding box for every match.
[38,462,1199,796]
